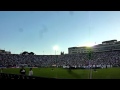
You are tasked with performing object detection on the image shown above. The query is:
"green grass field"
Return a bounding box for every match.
[1,68,120,79]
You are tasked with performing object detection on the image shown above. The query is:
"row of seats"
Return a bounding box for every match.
[0,73,55,79]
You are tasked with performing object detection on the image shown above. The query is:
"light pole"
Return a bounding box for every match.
[87,46,93,79]
[53,45,59,78]
[55,50,56,55]
[53,47,58,67]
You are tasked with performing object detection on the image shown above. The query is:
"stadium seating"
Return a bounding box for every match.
[0,73,56,79]
[0,50,120,70]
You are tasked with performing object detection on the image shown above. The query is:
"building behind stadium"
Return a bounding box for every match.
[68,39,120,54]
[0,49,11,54]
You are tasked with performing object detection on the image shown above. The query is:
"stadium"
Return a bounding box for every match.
[0,39,120,79]
[1,11,120,79]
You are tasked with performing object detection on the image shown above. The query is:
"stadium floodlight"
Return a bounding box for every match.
[53,45,59,55]
[53,45,59,78]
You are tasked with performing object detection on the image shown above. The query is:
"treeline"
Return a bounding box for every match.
[20,51,35,55]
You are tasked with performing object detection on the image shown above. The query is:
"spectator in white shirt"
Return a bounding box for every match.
[29,68,33,76]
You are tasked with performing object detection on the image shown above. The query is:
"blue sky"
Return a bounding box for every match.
[0,11,120,55]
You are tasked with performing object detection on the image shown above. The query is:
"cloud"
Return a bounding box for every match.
[69,11,74,16]
[18,28,24,32]
[39,25,48,39]
[29,11,34,14]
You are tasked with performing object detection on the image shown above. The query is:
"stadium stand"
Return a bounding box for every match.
[0,73,56,79]
[0,50,120,68]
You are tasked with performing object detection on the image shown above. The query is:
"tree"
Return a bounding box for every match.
[20,51,35,55]
[21,51,28,55]
[61,52,62,55]
[29,52,34,55]
[61,51,64,55]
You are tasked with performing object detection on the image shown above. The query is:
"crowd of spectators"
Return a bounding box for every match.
[0,50,120,68]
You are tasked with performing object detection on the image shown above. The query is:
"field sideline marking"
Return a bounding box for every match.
[89,68,92,79]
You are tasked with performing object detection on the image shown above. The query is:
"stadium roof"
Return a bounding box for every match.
[102,39,117,44]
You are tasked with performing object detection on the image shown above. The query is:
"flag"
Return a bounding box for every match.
[52,64,56,67]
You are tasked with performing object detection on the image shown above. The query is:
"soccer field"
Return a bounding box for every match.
[1,68,120,79]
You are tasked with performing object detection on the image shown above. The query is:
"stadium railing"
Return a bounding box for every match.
[0,73,56,79]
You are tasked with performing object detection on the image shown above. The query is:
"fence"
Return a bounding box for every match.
[0,73,56,79]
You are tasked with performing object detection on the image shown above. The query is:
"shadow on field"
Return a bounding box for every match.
[68,69,80,78]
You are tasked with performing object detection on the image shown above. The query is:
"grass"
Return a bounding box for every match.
[92,68,120,79]
[1,67,120,79]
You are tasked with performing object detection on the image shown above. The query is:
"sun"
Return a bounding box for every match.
[85,42,95,47]
[53,45,59,51]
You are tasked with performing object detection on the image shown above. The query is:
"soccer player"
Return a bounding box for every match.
[20,66,26,75]
[68,65,72,73]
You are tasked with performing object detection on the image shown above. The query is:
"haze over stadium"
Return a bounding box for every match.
[0,11,120,55]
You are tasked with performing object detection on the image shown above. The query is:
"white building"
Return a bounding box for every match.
[68,39,120,54]
[68,46,89,54]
